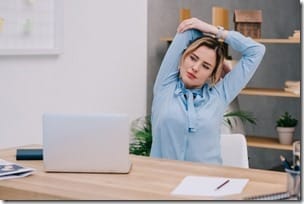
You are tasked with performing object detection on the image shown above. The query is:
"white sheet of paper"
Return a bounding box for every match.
[171,176,249,197]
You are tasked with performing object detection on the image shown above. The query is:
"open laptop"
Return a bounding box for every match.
[42,113,132,173]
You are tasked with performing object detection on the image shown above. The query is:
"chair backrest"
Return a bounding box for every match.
[220,134,249,168]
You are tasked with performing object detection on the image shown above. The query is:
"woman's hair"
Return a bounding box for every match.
[180,36,225,85]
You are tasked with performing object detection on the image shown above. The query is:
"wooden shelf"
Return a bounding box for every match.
[160,37,300,44]
[254,38,300,44]
[246,135,293,150]
[160,37,173,42]
[240,87,300,98]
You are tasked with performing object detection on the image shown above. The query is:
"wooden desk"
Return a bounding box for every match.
[0,146,287,200]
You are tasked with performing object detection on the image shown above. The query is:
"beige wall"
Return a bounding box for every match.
[0,0,147,148]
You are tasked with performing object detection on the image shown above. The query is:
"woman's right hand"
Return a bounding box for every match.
[177,17,228,40]
[177,18,216,34]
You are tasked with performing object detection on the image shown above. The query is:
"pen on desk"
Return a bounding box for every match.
[280,155,291,170]
[214,179,230,191]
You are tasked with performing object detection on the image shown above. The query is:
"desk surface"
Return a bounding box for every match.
[0,146,287,200]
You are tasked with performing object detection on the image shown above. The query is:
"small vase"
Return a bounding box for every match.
[276,127,295,145]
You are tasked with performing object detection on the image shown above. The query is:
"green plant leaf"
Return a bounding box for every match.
[224,110,256,128]
[276,112,297,127]
[130,115,152,156]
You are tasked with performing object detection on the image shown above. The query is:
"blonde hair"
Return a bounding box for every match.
[180,36,225,85]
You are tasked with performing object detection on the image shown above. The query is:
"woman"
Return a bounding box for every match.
[150,18,265,165]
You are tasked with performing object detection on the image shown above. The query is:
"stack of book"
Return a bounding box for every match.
[0,159,35,180]
[288,30,300,40]
[284,80,300,96]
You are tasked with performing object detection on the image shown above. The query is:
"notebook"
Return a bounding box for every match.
[243,192,291,200]
[42,113,132,173]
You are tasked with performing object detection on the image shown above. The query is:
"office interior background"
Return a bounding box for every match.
[147,0,301,170]
[0,0,301,171]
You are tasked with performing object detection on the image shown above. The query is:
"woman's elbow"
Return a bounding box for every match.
[257,43,266,58]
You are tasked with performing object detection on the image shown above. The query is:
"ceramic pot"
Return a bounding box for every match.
[276,127,295,145]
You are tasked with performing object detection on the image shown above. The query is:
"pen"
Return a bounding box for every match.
[280,155,291,170]
[294,160,300,171]
[214,179,230,191]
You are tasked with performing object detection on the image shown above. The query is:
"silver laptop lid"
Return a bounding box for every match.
[42,113,131,173]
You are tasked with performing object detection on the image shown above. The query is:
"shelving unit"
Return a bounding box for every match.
[246,135,293,151]
[160,37,300,44]
[240,87,300,98]
[238,39,300,151]
[161,36,300,151]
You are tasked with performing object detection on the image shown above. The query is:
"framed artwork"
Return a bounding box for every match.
[0,0,63,55]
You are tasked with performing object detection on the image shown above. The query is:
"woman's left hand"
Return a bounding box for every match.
[221,59,233,78]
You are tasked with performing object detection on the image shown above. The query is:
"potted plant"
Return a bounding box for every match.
[129,115,152,156]
[276,112,298,145]
[223,110,256,129]
[130,111,256,156]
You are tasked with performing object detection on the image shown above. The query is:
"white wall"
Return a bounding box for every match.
[0,0,147,149]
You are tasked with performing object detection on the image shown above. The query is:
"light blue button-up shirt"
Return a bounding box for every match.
[150,29,265,165]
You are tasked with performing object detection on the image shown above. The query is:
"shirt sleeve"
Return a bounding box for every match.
[215,31,266,105]
[153,29,202,95]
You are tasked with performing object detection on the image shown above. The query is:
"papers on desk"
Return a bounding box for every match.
[171,176,248,197]
[0,159,35,180]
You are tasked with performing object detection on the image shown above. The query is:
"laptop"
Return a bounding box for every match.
[42,113,132,173]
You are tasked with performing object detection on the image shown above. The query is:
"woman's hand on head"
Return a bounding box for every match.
[177,17,228,40]
[221,59,233,78]
[177,18,215,34]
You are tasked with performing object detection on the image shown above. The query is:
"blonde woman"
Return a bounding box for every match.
[150,18,265,165]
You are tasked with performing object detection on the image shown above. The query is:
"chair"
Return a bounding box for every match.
[220,134,249,168]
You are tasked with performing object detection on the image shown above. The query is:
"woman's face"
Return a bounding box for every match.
[180,45,216,89]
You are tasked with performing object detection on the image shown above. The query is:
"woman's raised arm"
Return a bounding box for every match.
[153,28,202,95]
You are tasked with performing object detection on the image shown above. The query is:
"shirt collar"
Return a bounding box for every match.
[174,80,207,132]
[174,80,206,104]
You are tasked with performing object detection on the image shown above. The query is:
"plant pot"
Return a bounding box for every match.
[276,127,295,145]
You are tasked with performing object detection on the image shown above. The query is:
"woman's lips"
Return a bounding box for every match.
[187,72,197,79]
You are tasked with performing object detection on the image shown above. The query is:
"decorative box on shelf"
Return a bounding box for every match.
[234,9,262,38]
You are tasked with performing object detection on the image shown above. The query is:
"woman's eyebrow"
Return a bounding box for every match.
[191,53,199,60]
[192,52,213,67]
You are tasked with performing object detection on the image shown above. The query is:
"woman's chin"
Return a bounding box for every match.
[184,82,197,89]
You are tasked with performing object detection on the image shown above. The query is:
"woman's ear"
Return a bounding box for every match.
[221,59,233,78]
[213,63,223,84]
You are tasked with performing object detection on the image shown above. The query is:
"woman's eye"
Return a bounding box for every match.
[202,64,210,70]
[190,55,196,61]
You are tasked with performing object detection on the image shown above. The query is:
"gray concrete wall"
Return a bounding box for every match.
[147,0,301,170]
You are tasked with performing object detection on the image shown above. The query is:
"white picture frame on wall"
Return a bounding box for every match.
[0,0,63,55]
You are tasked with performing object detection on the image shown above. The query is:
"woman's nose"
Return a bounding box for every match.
[191,62,200,72]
